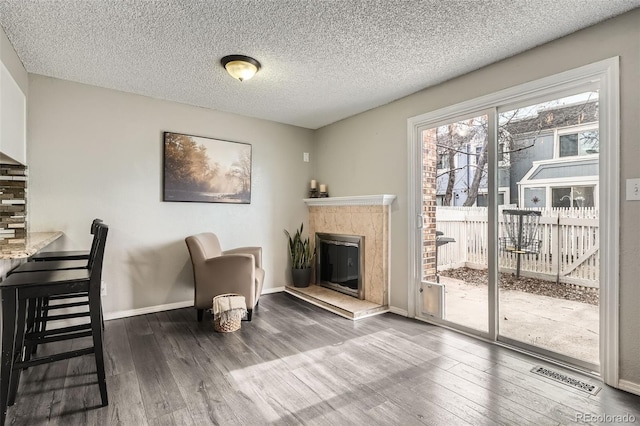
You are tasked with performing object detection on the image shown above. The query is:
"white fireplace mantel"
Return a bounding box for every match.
[303,194,396,207]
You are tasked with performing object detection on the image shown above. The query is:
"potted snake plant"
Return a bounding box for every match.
[284,223,315,287]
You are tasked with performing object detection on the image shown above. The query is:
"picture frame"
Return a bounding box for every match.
[163,132,252,204]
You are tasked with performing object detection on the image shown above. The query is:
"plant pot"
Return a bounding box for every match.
[291,268,312,288]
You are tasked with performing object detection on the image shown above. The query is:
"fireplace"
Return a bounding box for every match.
[315,233,364,299]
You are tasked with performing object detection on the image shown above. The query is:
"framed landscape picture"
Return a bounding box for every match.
[163,132,251,203]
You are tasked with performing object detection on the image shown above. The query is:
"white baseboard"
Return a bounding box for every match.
[388,306,408,317]
[618,379,640,396]
[104,300,193,321]
[104,287,285,321]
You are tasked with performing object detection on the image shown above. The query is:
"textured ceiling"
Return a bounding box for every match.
[0,1,638,129]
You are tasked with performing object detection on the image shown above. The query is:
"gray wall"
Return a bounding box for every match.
[314,9,640,383]
[27,75,315,316]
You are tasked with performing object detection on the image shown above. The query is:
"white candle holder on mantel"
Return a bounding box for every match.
[309,179,319,197]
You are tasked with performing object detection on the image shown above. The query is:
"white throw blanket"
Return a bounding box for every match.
[213,294,247,326]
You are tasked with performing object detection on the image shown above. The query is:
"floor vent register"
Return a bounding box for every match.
[530,366,601,395]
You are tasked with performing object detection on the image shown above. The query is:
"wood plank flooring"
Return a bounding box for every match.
[6,293,640,425]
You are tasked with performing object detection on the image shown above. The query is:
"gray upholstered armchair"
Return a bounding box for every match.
[185,233,265,322]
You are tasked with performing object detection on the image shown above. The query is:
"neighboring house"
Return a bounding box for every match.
[507,100,599,209]
[436,99,599,209]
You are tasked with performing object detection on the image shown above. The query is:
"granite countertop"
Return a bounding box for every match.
[0,231,63,259]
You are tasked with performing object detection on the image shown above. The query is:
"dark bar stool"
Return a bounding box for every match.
[12,218,105,345]
[29,218,102,262]
[0,224,109,426]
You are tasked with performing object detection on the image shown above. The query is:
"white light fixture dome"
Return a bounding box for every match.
[221,55,261,82]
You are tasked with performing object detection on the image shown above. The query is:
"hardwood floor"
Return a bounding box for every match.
[6,293,640,425]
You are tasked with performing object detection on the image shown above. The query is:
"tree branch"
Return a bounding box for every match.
[436,166,469,179]
[435,144,475,156]
[503,142,535,154]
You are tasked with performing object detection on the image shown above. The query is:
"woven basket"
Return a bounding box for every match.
[212,294,243,333]
[214,314,241,333]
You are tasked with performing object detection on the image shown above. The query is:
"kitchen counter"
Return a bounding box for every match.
[0,231,63,259]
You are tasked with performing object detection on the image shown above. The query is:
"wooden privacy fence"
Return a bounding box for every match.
[434,206,599,288]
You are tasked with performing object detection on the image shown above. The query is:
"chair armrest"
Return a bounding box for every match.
[223,246,262,269]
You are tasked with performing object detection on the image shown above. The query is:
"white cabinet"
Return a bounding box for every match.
[0,62,26,165]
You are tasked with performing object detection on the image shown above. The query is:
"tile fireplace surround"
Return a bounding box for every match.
[285,195,396,320]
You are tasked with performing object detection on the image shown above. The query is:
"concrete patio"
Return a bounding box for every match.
[441,276,599,365]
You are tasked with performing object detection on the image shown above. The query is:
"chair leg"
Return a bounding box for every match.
[25,299,36,333]
[89,292,108,407]
[32,297,49,355]
[1,288,18,426]
[40,296,50,334]
[8,299,27,406]
[25,299,37,360]
[197,309,204,322]
[247,309,253,321]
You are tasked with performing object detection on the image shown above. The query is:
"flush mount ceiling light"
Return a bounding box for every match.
[221,55,261,82]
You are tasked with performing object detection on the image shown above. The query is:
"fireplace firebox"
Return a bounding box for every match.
[315,233,364,299]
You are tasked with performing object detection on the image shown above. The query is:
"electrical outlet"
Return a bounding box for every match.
[303,152,309,162]
[626,178,640,201]
[101,280,107,296]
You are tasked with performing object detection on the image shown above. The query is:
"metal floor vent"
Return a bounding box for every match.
[530,366,601,395]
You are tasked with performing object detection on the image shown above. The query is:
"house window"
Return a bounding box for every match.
[551,186,595,208]
[476,192,505,207]
[524,187,546,208]
[558,129,599,157]
[437,153,449,169]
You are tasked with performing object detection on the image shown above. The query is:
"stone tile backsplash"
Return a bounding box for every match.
[0,164,27,252]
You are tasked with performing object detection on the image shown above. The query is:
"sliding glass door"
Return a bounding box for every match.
[409,59,618,376]
[496,90,600,370]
